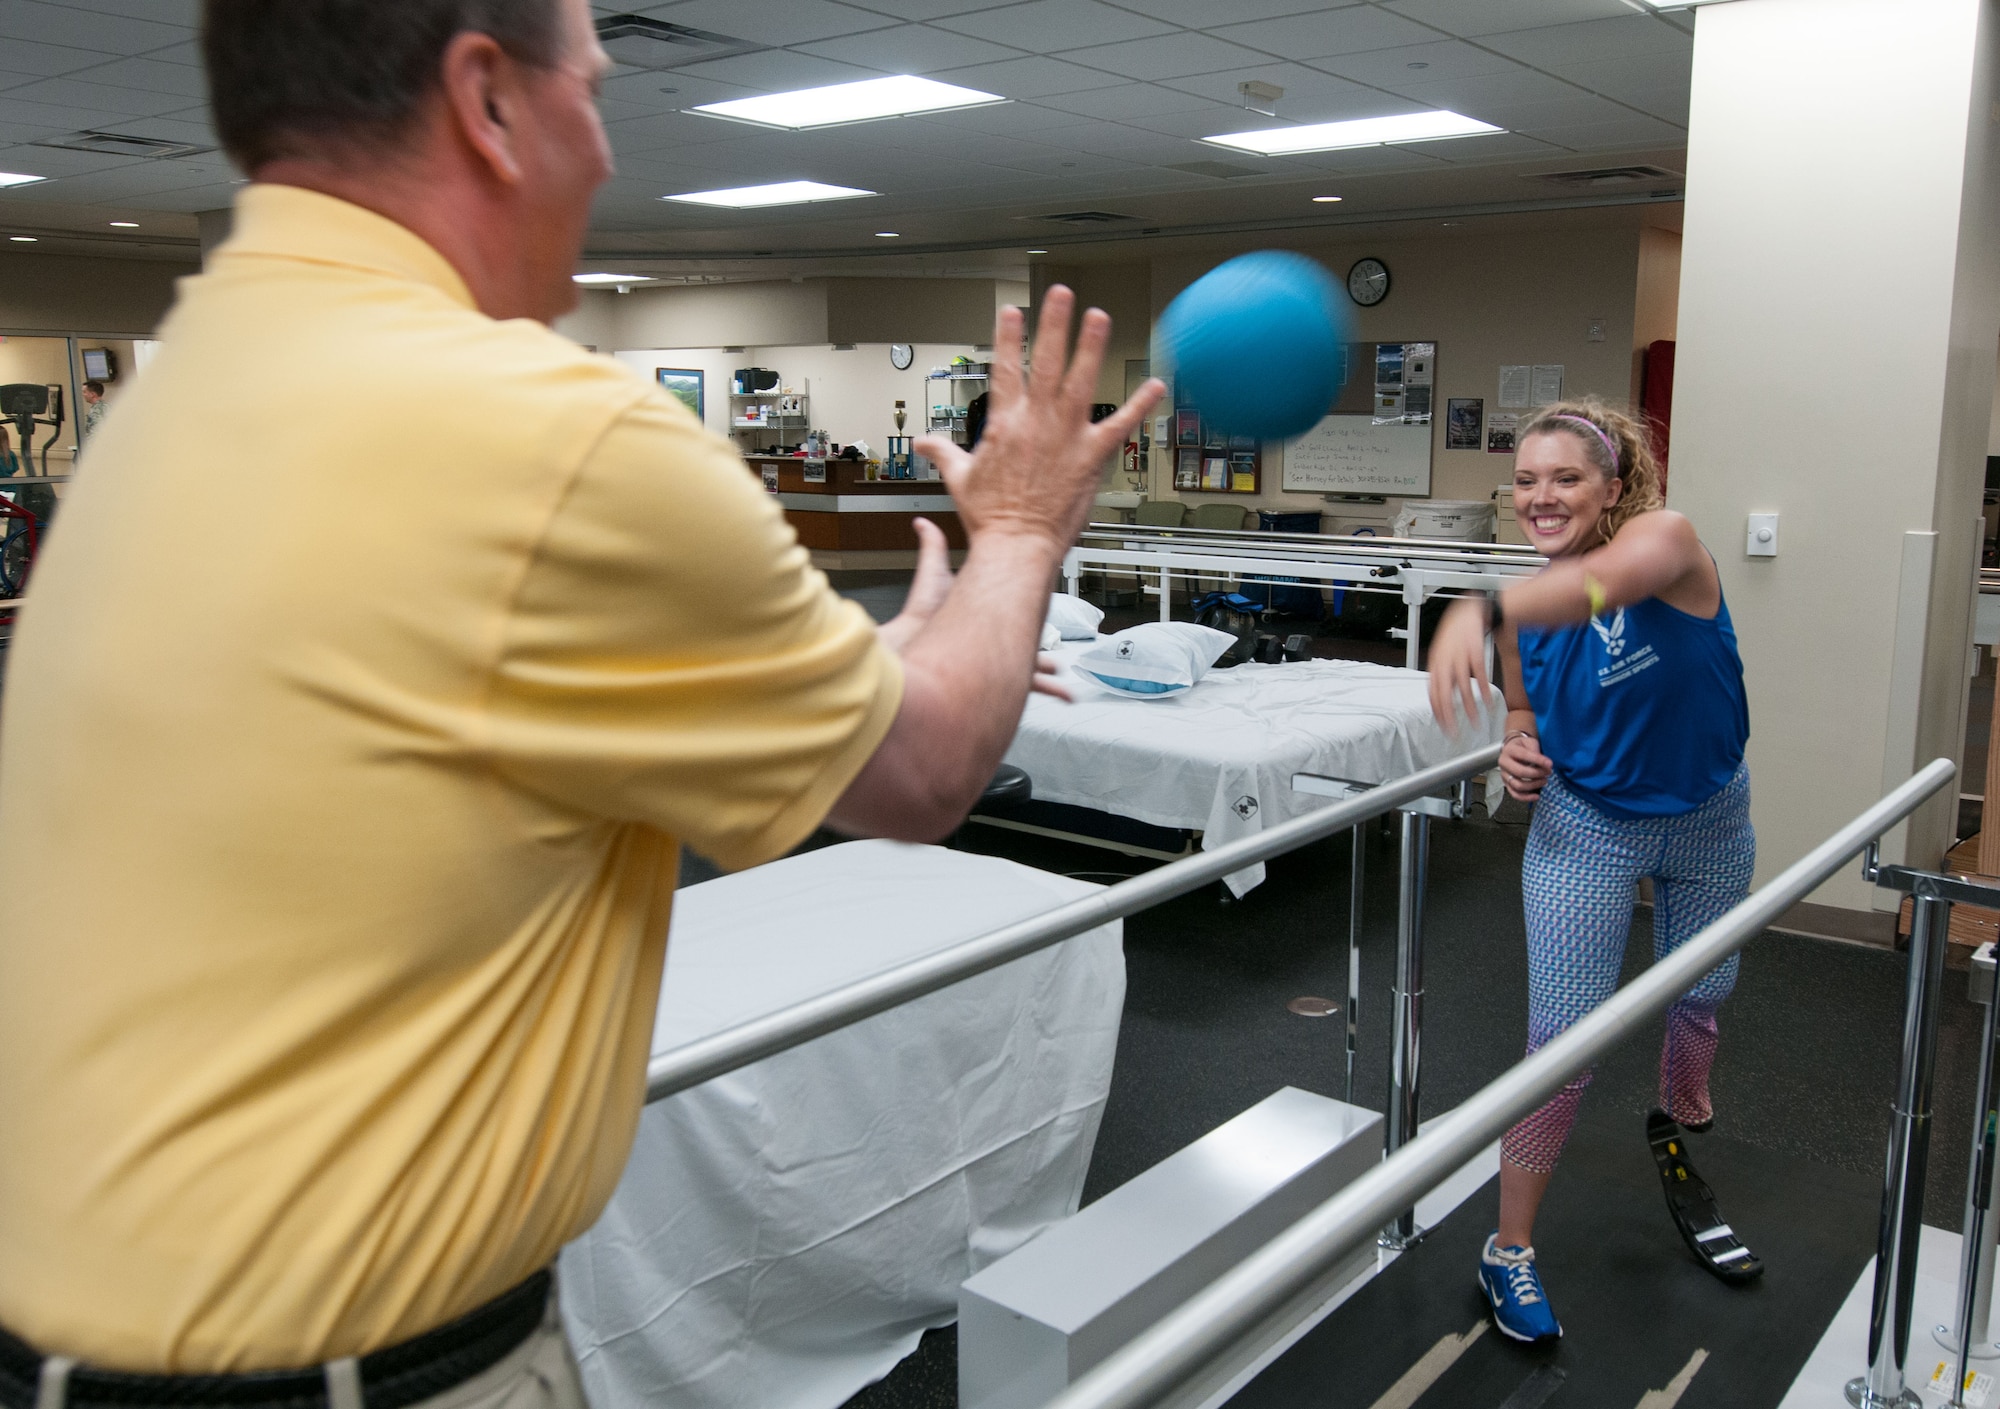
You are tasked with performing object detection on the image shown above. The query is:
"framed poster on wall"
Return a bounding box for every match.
[657,367,704,421]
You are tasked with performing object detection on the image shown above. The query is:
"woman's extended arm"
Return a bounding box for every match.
[1428,509,1715,732]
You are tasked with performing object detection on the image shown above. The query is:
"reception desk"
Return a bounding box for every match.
[747,456,966,570]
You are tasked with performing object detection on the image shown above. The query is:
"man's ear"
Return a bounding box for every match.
[439,31,523,185]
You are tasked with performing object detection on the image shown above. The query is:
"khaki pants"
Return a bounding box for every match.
[386,1296,584,1409]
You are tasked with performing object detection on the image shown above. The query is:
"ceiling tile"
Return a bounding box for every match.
[1484,14,1690,66]
[1159,63,1392,119]
[144,40,202,67]
[1129,104,1297,139]
[1513,114,1687,149]
[603,69,756,111]
[91,113,217,145]
[67,0,199,23]
[642,0,899,45]
[1313,39,1529,86]
[1459,90,1644,131]
[1395,129,1565,162]
[1547,50,1691,115]
[1110,0,1350,25]
[0,36,122,80]
[672,49,881,90]
[7,75,207,119]
[1392,67,1588,111]
[906,100,1093,134]
[1060,33,1274,82]
[796,24,1024,73]
[1378,0,1635,38]
[836,0,994,18]
[927,55,1112,97]
[0,1,190,56]
[606,112,743,156]
[1032,83,1220,121]
[936,1,1177,52]
[60,55,209,100]
[1211,7,1439,61]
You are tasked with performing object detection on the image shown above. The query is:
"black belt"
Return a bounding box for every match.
[0,1270,551,1409]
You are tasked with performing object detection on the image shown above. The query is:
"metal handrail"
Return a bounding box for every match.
[1040,757,1959,1409]
[1079,524,1546,569]
[645,740,1505,1105]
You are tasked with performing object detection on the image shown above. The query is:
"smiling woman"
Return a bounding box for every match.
[1424,397,1758,1343]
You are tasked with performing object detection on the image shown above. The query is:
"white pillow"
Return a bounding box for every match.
[1046,592,1105,641]
[1040,621,1062,653]
[1075,622,1235,700]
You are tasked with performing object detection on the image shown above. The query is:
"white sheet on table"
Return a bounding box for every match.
[558,841,1125,1409]
[1005,646,1504,896]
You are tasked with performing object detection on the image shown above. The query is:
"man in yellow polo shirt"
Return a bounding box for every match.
[0,0,1159,1403]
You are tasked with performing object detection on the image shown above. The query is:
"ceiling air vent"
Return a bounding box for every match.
[35,130,211,159]
[1029,210,1138,225]
[1532,164,1681,188]
[594,14,760,69]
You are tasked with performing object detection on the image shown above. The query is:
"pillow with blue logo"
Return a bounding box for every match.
[1075,622,1236,699]
[1047,592,1105,641]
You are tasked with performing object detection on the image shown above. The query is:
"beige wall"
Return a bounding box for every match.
[560,275,1018,356]
[1633,227,1682,401]
[0,251,188,335]
[613,341,983,453]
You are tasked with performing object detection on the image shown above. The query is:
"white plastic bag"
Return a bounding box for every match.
[1046,592,1105,641]
[1074,622,1236,699]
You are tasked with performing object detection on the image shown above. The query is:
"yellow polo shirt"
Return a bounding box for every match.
[0,185,901,1371]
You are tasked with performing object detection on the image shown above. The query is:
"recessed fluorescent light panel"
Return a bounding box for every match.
[664,180,875,208]
[572,272,653,285]
[0,172,45,188]
[1204,110,1501,156]
[693,75,1004,130]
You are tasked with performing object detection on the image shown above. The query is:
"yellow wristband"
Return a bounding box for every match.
[1583,573,1608,618]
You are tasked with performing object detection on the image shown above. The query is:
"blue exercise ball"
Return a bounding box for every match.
[1153,251,1348,441]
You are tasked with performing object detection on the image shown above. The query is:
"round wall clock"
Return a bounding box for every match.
[1347,257,1390,307]
[889,343,914,370]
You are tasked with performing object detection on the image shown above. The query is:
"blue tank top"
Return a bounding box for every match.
[1514,587,1749,820]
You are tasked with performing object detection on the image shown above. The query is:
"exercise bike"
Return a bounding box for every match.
[0,382,65,599]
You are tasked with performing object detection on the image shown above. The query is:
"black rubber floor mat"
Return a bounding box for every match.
[1230,1103,1881,1408]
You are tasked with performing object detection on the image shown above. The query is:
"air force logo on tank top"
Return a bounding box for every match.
[1589,607,1659,688]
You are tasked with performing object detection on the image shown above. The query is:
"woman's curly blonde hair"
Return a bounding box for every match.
[1517,397,1664,544]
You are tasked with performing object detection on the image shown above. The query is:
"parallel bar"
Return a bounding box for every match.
[1345,826,1364,1106]
[645,741,1504,1105]
[1040,757,1958,1409]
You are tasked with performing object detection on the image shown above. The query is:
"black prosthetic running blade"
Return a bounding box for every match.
[1647,1109,1764,1285]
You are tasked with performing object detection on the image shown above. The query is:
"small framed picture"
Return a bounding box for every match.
[657,367,704,421]
[1175,409,1202,446]
[1175,446,1201,489]
[1446,397,1483,451]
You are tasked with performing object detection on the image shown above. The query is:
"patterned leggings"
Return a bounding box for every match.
[1502,766,1755,1174]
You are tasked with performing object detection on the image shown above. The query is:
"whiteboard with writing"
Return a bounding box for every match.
[1281,415,1432,495]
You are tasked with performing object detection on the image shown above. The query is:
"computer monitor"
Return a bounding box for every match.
[80,347,115,382]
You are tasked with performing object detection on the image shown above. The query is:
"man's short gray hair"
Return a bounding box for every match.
[202,0,566,172]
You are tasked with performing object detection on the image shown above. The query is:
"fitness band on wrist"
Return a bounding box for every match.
[1504,729,1536,746]
[1583,573,1608,619]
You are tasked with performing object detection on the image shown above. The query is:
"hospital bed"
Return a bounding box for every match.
[987,530,1532,896]
[558,841,1124,1409]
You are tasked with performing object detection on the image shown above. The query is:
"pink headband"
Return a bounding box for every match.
[1550,414,1620,473]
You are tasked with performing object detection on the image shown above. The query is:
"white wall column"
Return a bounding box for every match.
[1670,0,2000,912]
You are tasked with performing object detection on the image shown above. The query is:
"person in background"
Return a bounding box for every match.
[80,380,106,440]
[0,424,18,476]
[0,0,1162,1402]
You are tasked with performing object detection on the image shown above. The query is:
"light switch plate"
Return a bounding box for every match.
[1747,512,1779,557]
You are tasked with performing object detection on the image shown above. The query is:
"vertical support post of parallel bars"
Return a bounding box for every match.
[1849,891,1952,1409]
[1381,807,1430,1249]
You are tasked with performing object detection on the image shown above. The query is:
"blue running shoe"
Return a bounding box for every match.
[1478,1233,1562,1343]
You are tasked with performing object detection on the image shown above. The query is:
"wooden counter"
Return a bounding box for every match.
[746,456,965,569]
